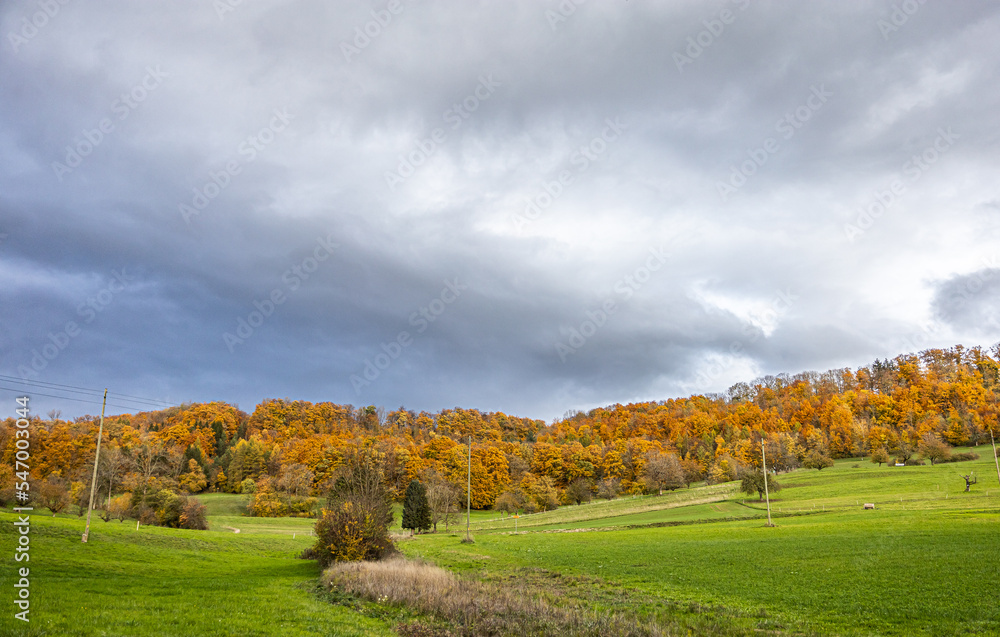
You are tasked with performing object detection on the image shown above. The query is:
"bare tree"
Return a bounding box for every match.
[596,477,621,500]
[423,469,460,532]
[643,451,684,495]
[98,445,131,506]
[131,439,166,497]
[165,445,187,480]
[961,472,977,492]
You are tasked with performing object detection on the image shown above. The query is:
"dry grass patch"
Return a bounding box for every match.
[322,556,670,637]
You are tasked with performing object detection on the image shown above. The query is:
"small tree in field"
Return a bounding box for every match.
[494,489,522,516]
[596,477,621,500]
[803,450,835,470]
[918,436,952,465]
[740,470,781,501]
[424,471,459,532]
[39,477,70,516]
[401,480,431,534]
[870,447,889,467]
[643,452,684,495]
[565,478,593,505]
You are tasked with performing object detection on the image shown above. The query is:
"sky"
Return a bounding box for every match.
[1,0,999,422]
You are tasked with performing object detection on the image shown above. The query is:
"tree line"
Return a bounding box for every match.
[1,344,997,527]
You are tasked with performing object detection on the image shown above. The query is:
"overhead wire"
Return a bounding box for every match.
[0,384,142,412]
[0,374,180,414]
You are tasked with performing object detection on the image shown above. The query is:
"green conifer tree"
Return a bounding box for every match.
[402,479,431,533]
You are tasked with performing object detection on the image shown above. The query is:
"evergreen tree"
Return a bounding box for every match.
[402,479,431,533]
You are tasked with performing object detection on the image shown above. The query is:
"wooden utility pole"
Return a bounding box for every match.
[465,435,472,542]
[762,436,774,527]
[82,389,107,543]
[990,429,1000,488]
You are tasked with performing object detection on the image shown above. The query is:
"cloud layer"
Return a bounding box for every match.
[2,0,999,419]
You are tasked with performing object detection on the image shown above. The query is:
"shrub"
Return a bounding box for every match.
[156,491,185,527]
[314,501,395,565]
[312,447,395,566]
[137,504,158,525]
[247,480,288,517]
[239,478,257,494]
[179,497,208,530]
[288,496,319,517]
[940,452,980,463]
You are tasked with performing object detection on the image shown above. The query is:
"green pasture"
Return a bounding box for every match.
[398,445,1000,636]
[0,511,392,637]
[401,507,999,636]
[1,445,997,635]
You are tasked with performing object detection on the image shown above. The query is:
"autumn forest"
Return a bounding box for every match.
[3,344,998,526]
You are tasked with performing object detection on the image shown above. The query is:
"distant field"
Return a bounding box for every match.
[194,493,316,535]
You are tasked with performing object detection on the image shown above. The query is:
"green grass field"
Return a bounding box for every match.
[397,447,1000,636]
[1,446,997,635]
[0,511,393,636]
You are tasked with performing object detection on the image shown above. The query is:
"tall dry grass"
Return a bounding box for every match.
[322,556,671,637]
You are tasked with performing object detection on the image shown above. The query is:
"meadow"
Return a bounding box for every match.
[0,508,392,636]
[1,446,998,636]
[394,447,1000,636]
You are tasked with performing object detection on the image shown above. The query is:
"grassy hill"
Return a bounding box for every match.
[0,510,392,637]
[2,445,998,636]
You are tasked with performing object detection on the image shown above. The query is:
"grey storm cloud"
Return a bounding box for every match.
[1,0,999,421]
[932,267,1000,335]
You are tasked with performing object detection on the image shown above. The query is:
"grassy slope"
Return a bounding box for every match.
[1,446,997,635]
[399,446,1000,636]
[0,512,393,637]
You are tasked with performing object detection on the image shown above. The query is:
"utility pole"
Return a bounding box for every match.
[762,436,774,527]
[991,429,1000,488]
[82,389,107,543]
[465,435,473,542]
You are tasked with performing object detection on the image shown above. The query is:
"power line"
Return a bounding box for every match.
[0,374,109,397]
[0,374,177,410]
[109,390,175,407]
[0,384,137,412]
